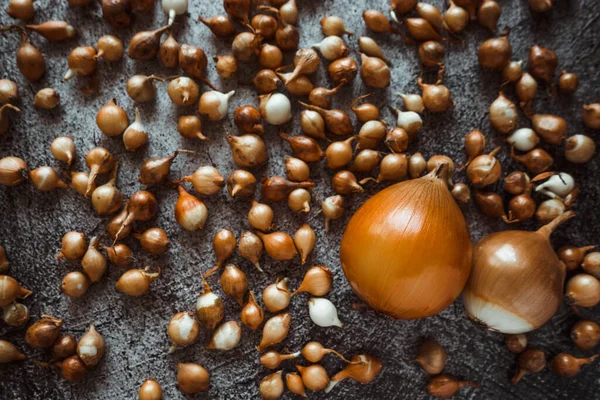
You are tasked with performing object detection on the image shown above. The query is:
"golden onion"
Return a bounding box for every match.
[463,211,575,334]
[340,166,472,319]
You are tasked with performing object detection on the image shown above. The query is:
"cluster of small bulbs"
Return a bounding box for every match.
[1,0,600,398]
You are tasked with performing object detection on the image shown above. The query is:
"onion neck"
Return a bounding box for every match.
[537,210,575,239]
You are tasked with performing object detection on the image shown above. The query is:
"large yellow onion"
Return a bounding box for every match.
[340,166,472,319]
[463,211,575,334]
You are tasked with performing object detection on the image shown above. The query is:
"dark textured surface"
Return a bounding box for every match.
[1,0,600,399]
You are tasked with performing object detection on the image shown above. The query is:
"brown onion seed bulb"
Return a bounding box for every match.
[240,291,264,330]
[253,69,281,94]
[288,188,311,213]
[530,113,567,145]
[97,35,124,61]
[565,135,596,164]
[81,237,108,282]
[63,46,97,81]
[213,55,237,79]
[515,73,538,109]
[477,0,501,32]
[571,320,600,351]
[280,133,325,163]
[312,36,350,62]
[351,93,380,123]
[101,0,131,28]
[582,104,600,129]
[220,265,248,306]
[512,348,546,383]
[474,190,506,218]
[258,44,284,70]
[57,231,86,260]
[362,10,393,33]
[126,75,162,103]
[26,315,63,349]
[528,44,557,87]
[326,137,356,170]
[260,370,284,399]
[299,110,327,140]
[199,15,236,37]
[504,193,536,223]
[261,176,314,203]
[238,231,263,271]
[405,17,443,42]
[135,228,169,255]
[16,33,46,82]
[177,362,210,394]
[50,137,75,166]
[84,147,115,196]
[139,379,163,400]
[321,16,353,36]
[322,195,344,232]
[7,0,35,20]
[503,171,530,195]
[565,274,600,308]
[502,60,523,83]
[51,335,77,361]
[296,364,330,392]
[511,147,553,174]
[558,70,579,94]
[466,148,501,188]
[0,79,18,105]
[56,355,86,381]
[445,1,469,33]
[505,334,527,354]
[30,166,68,191]
[385,127,409,153]
[232,32,262,62]
[451,183,471,205]
[328,57,358,85]
[168,312,200,352]
[332,170,363,195]
[248,200,274,232]
[418,77,452,112]
[115,268,161,297]
[360,53,391,89]
[536,199,565,224]
[582,252,600,279]
[256,231,297,261]
[298,102,353,136]
[167,77,199,106]
[427,374,478,398]
[2,302,29,326]
[0,276,31,307]
[77,324,105,367]
[309,82,345,110]
[128,26,170,60]
[489,91,517,134]
[227,134,268,169]
[175,186,208,232]
[350,149,381,174]
[251,14,278,40]
[418,40,445,67]
[102,243,134,268]
[410,339,447,375]
[478,30,512,69]
[227,169,257,198]
[529,0,552,12]
[557,245,595,272]
[177,115,208,141]
[284,156,310,182]
[551,353,598,377]
[96,98,128,136]
[33,88,60,110]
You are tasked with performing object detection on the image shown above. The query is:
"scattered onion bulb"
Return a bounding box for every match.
[256,231,297,261]
[204,229,236,277]
[139,379,163,400]
[0,275,32,307]
[2,302,29,326]
[445,1,469,33]
[258,313,291,351]
[16,32,46,82]
[321,16,353,36]
[168,77,199,106]
[427,374,479,397]
[238,231,263,272]
[502,60,523,83]
[325,354,383,393]
[232,31,262,61]
[179,166,225,196]
[227,169,257,198]
[301,341,349,363]
[97,35,124,61]
[102,243,133,268]
[30,166,68,191]
[529,0,552,12]
[565,135,596,164]
[25,314,62,348]
[0,156,28,186]
[536,199,566,224]
[214,55,237,78]
[62,272,90,298]
[251,14,277,40]
[392,107,422,138]
[0,103,20,135]
[408,339,446,374]
[177,362,209,394]
[360,53,390,88]
[557,245,594,272]
[162,0,187,25]
[565,274,600,309]
[551,353,598,377]
[207,320,242,351]
[571,320,600,351]
[511,147,554,174]
[293,224,315,265]
[285,372,306,397]
[261,350,300,370]
[248,200,274,232]
[81,237,107,282]
[582,103,600,129]
[50,136,75,166]
[63,46,97,81]
[92,163,121,215]
[51,335,77,361]
[292,266,333,296]
[263,279,291,313]
[0,340,25,363]
[178,115,208,141]
[96,98,128,137]
[175,186,208,232]
[199,15,236,37]
[504,171,531,195]
[116,268,161,297]
[505,334,528,354]
[466,147,501,188]
[260,371,284,400]
[308,297,343,328]
[351,93,380,123]
[464,212,575,333]
[135,227,169,255]
[0,79,18,105]
[296,364,330,392]
[168,311,199,353]
[312,36,349,61]
[7,0,34,20]
[241,291,264,330]
[220,264,247,306]
[199,90,235,121]
[33,88,60,110]
[582,252,600,279]
[227,134,268,168]
[112,191,158,241]
[77,324,105,367]
[128,26,170,60]
[196,279,224,330]
[126,75,164,103]
[259,93,292,125]
[534,172,575,199]
[489,91,517,133]
[57,231,86,261]
[321,195,344,233]
[506,128,539,152]
[478,30,512,70]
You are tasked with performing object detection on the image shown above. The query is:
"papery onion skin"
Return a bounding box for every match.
[340,167,472,319]
[463,212,574,334]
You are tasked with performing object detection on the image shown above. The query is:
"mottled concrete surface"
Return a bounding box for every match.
[1,0,600,399]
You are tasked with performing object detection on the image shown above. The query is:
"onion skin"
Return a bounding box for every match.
[463,211,574,334]
[340,166,472,319]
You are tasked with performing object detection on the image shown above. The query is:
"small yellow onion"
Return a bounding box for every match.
[325,354,383,393]
[340,165,472,319]
[463,211,575,333]
[0,156,28,186]
[0,275,32,307]
[139,379,163,400]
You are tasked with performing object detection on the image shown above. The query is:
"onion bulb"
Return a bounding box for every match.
[340,165,472,319]
[463,211,575,333]
[325,354,382,393]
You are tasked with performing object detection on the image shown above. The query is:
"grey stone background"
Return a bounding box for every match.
[1,0,599,399]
